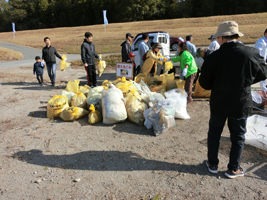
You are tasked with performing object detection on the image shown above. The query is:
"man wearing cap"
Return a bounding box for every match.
[199,21,267,179]
[255,29,267,91]
[208,34,220,51]
[121,33,134,62]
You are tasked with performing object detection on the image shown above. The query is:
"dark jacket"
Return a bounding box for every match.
[33,62,44,75]
[199,42,267,118]
[81,39,99,65]
[42,46,62,64]
[121,40,131,62]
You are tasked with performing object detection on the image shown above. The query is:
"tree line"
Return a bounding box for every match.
[0,0,266,32]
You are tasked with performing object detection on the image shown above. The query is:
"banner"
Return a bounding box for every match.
[103,10,108,25]
[12,23,16,33]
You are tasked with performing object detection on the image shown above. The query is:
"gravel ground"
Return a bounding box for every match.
[0,65,266,200]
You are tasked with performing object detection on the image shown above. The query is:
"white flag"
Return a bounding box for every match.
[12,23,16,33]
[103,10,108,25]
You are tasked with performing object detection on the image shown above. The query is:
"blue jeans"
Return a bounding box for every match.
[207,113,247,171]
[46,63,57,84]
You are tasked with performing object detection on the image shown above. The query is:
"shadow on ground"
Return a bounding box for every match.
[12,149,209,175]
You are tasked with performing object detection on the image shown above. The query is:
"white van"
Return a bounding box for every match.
[131,32,170,67]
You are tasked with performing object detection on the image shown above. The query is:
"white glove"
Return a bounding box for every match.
[41,62,45,67]
[166,56,170,60]
[182,68,188,77]
[99,57,102,60]
[159,58,164,61]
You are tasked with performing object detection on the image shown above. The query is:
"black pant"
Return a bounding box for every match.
[207,113,247,171]
[86,65,97,86]
[36,74,43,83]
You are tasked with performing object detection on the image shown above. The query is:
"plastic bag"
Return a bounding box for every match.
[165,61,173,72]
[148,93,165,107]
[134,73,147,84]
[87,86,104,97]
[65,80,80,94]
[245,115,267,151]
[144,108,153,129]
[71,92,87,108]
[61,90,76,104]
[175,79,185,89]
[87,93,102,112]
[59,107,89,121]
[60,55,71,71]
[164,89,191,119]
[118,83,138,98]
[97,55,106,77]
[149,84,166,93]
[102,84,127,124]
[47,95,69,118]
[126,90,145,125]
[79,85,90,96]
[133,81,151,104]
[148,101,176,136]
[161,73,174,84]
[88,104,102,124]
[114,77,129,88]
[193,78,211,98]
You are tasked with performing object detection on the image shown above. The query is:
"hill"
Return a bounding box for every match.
[0,13,266,54]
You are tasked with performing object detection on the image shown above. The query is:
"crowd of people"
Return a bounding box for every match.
[33,21,267,179]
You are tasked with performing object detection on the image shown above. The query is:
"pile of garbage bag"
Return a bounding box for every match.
[46,75,191,136]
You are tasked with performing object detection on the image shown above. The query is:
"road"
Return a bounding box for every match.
[0,41,119,69]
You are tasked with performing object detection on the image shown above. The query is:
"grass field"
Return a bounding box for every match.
[0,12,266,54]
[0,46,23,61]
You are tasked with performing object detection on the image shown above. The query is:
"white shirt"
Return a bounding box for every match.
[255,36,267,91]
[255,36,267,62]
[209,39,220,51]
[185,41,196,58]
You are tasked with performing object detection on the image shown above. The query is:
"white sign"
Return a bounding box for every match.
[116,63,134,79]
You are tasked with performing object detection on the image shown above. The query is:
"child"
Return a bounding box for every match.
[33,56,44,85]
[127,52,139,80]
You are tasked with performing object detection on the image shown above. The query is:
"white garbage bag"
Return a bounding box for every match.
[88,86,104,97]
[102,84,127,124]
[61,90,76,104]
[164,89,190,119]
[144,108,153,129]
[245,115,267,151]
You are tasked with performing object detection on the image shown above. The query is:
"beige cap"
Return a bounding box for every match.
[214,21,244,38]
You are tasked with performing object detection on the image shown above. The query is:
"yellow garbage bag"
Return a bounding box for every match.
[60,55,71,71]
[134,73,148,84]
[166,80,177,91]
[65,80,80,94]
[71,92,87,108]
[193,78,211,98]
[118,83,138,98]
[47,95,69,118]
[147,74,164,86]
[79,84,91,96]
[126,90,145,125]
[102,80,112,87]
[158,56,168,65]
[59,107,89,121]
[114,77,129,88]
[165,61,173,72]
[161,73,174,84]
[97,55,106,77]
[175,79,185,89]
[88,104,102,124]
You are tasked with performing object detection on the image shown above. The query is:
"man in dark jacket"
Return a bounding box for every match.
[42,37,62,86]
[121,33,134,62]
[81,32,101,87]
[200,21,267,179]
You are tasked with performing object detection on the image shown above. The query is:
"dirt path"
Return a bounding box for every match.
[0,65,266,200]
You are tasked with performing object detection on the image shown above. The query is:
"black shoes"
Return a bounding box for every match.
[206,161,218,174]
[225,167,246,179]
